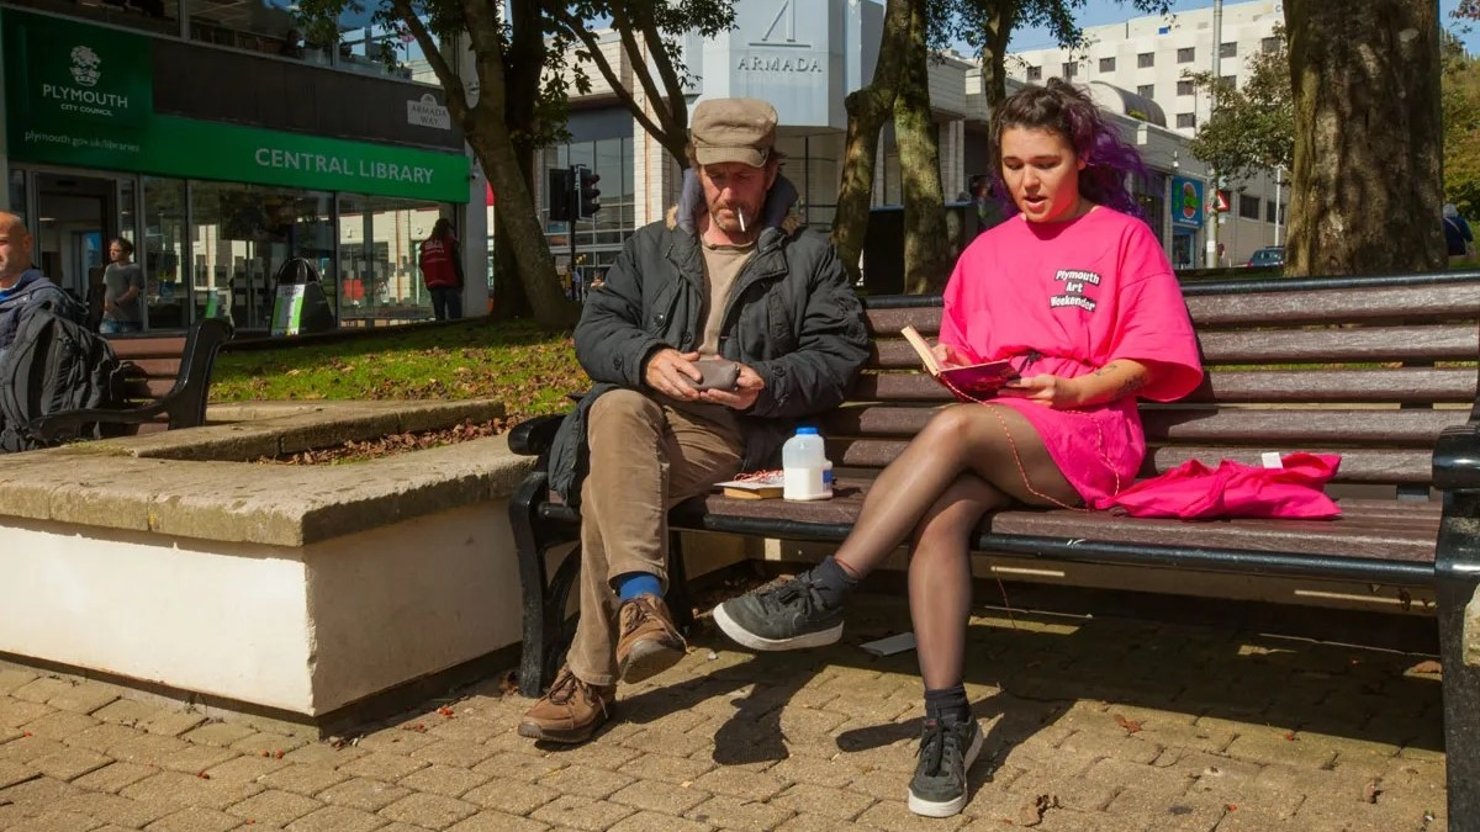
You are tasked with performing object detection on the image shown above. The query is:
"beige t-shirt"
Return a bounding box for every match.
[697,239,756,356]
[665,239,756,431]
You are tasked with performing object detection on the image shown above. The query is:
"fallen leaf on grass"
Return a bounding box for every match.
[1113,713,1143,734]
[1283,730,1299,741]
[436,706,456,718]
[1409,660,1443,675]
[1363,780,1384,804]
[1019,794,1060,827]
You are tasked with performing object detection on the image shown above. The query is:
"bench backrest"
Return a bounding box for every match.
[838,272,1480,498]
[104,319,231,433]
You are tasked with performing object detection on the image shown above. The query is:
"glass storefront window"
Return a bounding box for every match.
[337,195,443,326]
[186,0,330,63]
[143,177,189,330]
[334,10,438,81]
[191,183,333,331]
[8,0,180,37]
[8,171,26,230]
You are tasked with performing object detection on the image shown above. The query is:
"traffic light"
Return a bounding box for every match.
[578,167,601,219]
[547,168,573,223]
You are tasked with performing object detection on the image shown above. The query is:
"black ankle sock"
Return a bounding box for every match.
[924,684,971,725]
[809,556,859,609]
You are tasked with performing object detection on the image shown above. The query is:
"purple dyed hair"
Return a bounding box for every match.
[989,78,1147,218]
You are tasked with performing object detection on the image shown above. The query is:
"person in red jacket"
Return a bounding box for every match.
[419,218,464,320]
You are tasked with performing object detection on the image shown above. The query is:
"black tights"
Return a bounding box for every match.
[831,404,1081,690]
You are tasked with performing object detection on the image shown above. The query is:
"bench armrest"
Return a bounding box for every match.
[1434,420,1480,492]
[509,414,567,457]
[31,400,173,441]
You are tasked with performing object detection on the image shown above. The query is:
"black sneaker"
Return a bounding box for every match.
[907,717,983,818]
[711,572,844,651]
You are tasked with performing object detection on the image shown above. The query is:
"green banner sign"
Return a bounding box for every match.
[2,10,470,203]
[2,9,152,128]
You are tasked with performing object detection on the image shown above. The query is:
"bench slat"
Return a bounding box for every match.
[868,325,1477,369]
[1185,283,1480,326]
[855,368,1477,404]
[108,336,189,361]
[692,482,1439,561]
[124,358,184,378]
[865,285,1480,334]
[823,405,1466,447]
[824,437,1433,483]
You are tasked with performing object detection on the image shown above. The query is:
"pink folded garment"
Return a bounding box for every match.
[1089,452,1342,520]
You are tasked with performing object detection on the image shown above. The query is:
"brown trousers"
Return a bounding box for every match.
[565,390,745,687]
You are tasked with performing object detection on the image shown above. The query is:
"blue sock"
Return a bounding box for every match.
[615,572,662,602]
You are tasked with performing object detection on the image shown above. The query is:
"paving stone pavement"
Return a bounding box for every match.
[0,596,1448,831]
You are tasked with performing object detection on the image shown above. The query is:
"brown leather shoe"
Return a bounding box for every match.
[616,594,687,683]
[517,666,614,744]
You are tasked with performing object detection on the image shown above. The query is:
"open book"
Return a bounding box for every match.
[900,325,1019,399]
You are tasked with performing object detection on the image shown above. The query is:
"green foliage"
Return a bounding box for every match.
[1186,29,1293,184]
[211,321,587,419]
[1444,37,1480,217]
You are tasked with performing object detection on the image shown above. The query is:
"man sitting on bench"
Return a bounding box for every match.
[518,98,871,744]
[0,213,77,364]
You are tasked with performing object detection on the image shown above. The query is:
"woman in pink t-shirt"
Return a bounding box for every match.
[715,79,1202,817]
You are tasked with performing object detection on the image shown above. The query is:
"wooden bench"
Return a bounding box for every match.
[31,318,233,442]
[508,270,1480,820]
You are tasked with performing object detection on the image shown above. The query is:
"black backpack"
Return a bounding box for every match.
[0,299,129,452]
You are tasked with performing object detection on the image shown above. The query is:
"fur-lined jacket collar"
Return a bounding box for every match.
[664,169,804,238]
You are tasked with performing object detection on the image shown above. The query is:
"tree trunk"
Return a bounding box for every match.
[980,1,1015,112]
[831,0,912,282]
[1284,0,1445,275]
[489,212,528,321]
[895,0,952,293]
[488,0,543,321]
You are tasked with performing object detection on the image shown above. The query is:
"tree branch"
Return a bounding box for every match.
[609,2,677,138]
[387,0,469,117]
[634,6,687,131]
[547,5,674,147]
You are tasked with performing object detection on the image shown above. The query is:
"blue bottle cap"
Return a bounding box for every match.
[796,427,819,435]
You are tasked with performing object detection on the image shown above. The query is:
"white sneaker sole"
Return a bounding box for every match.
[906,723,984,818]
[712,603,844,652]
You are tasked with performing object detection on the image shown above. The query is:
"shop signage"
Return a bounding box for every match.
[3,9,152,127]
[407,93,452,130]
[1171,176,1204,229]
[2,9,470,203]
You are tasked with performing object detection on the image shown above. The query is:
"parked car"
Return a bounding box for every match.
[1246,246,1285,268]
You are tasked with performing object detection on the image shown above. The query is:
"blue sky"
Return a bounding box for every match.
[1005,0,1478,55]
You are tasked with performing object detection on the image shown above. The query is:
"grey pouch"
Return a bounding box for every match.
[691,357,740,391]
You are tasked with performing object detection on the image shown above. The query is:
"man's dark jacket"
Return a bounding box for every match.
[0,270,77,355]
[548,173,871,503]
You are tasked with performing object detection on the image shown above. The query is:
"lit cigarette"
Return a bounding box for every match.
[737,208,748,233]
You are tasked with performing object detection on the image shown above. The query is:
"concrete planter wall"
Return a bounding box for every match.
[0,402,535,725]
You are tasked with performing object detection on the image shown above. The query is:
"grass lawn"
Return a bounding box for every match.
[210,320,588,420]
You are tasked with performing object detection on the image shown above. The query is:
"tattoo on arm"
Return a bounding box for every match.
[1093,362,1120,378]
[1116,376,1145,397]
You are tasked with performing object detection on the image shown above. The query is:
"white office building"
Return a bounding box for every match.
[1006,0,1285,137]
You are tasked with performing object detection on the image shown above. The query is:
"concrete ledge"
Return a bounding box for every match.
[0,400,539,724]
[0,400,531,546]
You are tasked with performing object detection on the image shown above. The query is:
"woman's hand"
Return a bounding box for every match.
[931,342,974,369]
[1004,374,1086,409]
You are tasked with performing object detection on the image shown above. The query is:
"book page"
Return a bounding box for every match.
[899,325,941,376]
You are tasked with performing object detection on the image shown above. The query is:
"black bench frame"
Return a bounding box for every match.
[508,271,1480,825]
[31,317,234,442]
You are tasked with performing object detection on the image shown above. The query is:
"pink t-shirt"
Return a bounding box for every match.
[939,207,1203,502]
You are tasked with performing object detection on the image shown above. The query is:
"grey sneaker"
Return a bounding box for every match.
[907,718,983,818]
[712,572,844,651]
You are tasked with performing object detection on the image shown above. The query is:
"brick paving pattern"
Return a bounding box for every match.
[0,597,1448,831]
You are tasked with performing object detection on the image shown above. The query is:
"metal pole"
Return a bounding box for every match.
[1205,0,1223,268]
[568,165,578,301]
[1273,165,1283,246]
